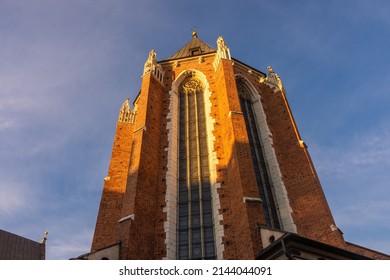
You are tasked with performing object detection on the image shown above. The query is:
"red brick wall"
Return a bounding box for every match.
[119,73,165,259]
[230,63,346,248]
[246,76,346,248]
[91,121,134,251]
[157,57,266,259]
[93,50,348,259]
[214,59,264,259]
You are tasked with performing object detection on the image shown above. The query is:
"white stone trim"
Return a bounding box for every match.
[228,111,243,117]
[163,84,179,260]
[133,126,146,134]
[235,74,297,233]
[243,197,262,203]
[118,214,135,223]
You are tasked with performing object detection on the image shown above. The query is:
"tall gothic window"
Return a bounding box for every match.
[236,77,281,229]
[177,77,215,259]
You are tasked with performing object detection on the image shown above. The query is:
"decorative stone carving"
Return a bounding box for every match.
[143,49,164,83]
[259,65,284,92]
[180,77,204,95]
[216,36,231,60]
[213,36,231,70]
[118,98,136,123]
[266,66,279,85]
[259,76,266,83]
[184,70,196,78]
[143,50,157,75]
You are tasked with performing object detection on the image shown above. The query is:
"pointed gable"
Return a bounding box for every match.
[163,32,216,61]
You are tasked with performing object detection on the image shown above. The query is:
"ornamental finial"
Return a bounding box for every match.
[118,98,135,123]
[191,26,199,38]
[41,230,48,244]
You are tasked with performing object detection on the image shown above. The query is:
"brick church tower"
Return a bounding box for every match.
[89,32,361,260]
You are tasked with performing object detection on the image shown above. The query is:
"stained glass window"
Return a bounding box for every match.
[177,77,216,259]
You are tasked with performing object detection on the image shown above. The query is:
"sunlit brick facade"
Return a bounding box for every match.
[89,33,388,260]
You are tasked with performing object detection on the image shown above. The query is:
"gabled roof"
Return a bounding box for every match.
[162,32,216,61]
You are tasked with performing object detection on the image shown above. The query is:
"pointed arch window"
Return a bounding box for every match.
[236,77,281,229]
[177,76,215,260]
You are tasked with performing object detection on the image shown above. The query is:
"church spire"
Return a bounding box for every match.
[164,32,216,61]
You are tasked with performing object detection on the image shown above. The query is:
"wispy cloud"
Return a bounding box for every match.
[309,120,390,254]
[312,124,390,175]
[46,223,95,260]
[0,0,389,259]
[0,179,39,219]
[335,199,390,254]
[0,117,16,131]
[334,200,390,228]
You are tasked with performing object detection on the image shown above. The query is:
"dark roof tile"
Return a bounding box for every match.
[163,36,216,61]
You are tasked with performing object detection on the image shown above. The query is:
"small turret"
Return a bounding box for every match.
[118,98,136,123]
[213,36,231,70]
[143,49,164,83]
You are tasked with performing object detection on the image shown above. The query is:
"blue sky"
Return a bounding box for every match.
[0,0,389,259]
